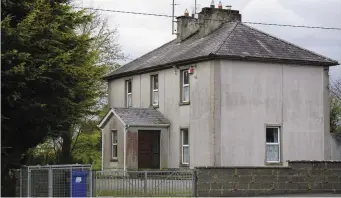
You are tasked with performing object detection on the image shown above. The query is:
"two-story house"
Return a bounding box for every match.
[98,5,341,171]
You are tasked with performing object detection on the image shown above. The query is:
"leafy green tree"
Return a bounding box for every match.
[26,104,109,170]
[1,0,107,195]
[72,132,102,170]
[56,10,121,164]
[331,78,341,134]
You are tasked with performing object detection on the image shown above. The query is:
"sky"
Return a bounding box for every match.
[76,0,341,81]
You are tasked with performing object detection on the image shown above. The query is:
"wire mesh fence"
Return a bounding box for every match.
[19,164,93,197]
[15,166,195,197]
[94,170,195,197]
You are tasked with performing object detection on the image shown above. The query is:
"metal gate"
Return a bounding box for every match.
[19,164,93,197]
[95,170,196,197]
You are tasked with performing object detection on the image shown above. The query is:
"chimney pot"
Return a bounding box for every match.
[184,9,189,17]
[210,0,215,8]
[218,1,222,9]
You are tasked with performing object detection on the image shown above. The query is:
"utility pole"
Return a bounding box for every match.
[171,0,179,35]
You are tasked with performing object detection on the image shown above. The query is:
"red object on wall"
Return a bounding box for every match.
[188,67,194,74]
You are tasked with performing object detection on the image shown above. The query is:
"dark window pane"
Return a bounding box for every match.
[112,131,117,143]
[127,80,131,93]
[112,145,117,158]
[266,128,279,143]
[182,129,188,145]
[183,70,189,85]
[153,75,158,89]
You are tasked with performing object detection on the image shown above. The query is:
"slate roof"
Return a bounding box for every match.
[105,22,339,80]
[113,108,170,126]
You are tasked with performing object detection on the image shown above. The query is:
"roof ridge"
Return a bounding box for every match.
[214,21,239,54]
[240,23,339,65]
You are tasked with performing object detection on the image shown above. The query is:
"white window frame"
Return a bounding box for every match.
[181,129,189,165]
[111,130,118,160]
[126,80,132,107]
[151,75,159,106]
[181,70,190,103]
[265,126,280,163]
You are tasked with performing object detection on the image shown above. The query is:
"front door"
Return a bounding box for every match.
[138,130,160,169]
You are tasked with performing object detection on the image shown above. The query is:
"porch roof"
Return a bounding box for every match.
[98,107,170,129]
[114,108,170,127]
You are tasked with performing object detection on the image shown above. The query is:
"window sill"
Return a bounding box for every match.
[265,161,283,166]
[179,101,190,106]
[180,163,190,168]
[110,159,118,162]
[151,104,159,109]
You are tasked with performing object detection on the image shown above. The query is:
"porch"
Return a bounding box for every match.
[98,108,170,171]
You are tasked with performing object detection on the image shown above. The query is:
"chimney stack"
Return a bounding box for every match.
[176,9,199,42]
[198,5,241,37]
[176,4,241,42]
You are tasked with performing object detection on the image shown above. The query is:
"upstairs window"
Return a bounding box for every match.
[266,127,280,163]
[112,130,118,160]
[181,128,189,165]
[126,80,132,107]
[181,70,190,103]
[151,75,159,106]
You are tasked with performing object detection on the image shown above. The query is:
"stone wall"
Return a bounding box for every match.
[195,161,341,197]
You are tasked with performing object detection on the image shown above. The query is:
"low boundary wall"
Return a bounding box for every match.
[195,161,341,197]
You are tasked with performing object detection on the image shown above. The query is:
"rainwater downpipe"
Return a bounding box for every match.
[124,125,127,173]
[101,129,104,171]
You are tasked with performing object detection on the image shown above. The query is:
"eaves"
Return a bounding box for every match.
[103,54,339,81]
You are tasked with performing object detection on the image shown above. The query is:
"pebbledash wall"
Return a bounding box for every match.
[195,161,341,197]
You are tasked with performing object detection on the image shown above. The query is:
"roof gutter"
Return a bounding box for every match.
[103,55,339,81]
[103,55,213,81]
[126,124,170,128]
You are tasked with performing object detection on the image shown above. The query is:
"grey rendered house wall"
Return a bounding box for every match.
[107,59,340,168]
[102,115,124,169]
[216,60,337,166]
[108,61,214,169]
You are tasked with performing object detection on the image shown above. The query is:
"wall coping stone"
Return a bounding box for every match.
[194,166,291,169]
[288,160,341,163]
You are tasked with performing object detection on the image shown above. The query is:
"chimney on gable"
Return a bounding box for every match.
[198,4,241,37]
[176,9,200,42]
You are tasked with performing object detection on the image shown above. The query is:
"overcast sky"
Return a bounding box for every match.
[76,0,341,81]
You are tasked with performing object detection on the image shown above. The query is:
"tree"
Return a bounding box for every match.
[25,104,109,170]
[1,0,107,195]
[56,10,122,164]
[77,10,123,70]
[331,78,341,101]
[331,78,341,134]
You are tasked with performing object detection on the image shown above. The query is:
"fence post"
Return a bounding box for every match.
[192,169,197,197]
[89,170,93,197]
[92,171,96,197]
[27,167,31,197]
[19,168,22,197]
[70,167,72,197]
[48,166,53,197]
[144,171,148,196]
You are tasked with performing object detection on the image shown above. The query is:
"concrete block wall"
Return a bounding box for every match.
[195,161,341,197]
